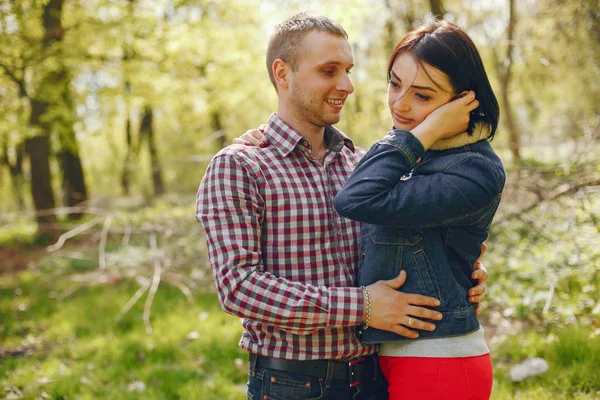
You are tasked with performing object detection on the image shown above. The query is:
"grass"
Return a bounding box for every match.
[0,260,248,400]
[491,328,600,399]
[1,188,598,399]
[2,257,599,399]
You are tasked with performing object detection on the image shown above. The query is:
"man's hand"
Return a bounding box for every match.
[469,243,488,316]
[366,270,442,339]
[232,126,267,146]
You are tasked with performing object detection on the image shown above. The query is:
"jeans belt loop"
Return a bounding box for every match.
[248,352,257,376]
[324,360,335,388]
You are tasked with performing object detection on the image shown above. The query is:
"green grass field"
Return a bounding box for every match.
[1,189,599,399]
[1,258,599,399]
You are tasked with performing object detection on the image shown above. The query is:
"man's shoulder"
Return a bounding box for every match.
[341,144,366,166]
[210,143,270,168]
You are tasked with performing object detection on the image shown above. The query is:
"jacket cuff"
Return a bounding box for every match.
[380,130,425,165]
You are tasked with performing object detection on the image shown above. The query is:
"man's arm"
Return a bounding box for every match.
[197,150,369,335]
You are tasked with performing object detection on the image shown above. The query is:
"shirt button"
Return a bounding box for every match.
[302,140,309,146]
[360,252,365,259]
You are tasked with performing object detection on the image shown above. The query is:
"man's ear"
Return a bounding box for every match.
[273,59,289,89]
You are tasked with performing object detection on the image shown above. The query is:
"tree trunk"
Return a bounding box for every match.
[44,0,89,216]
[57,141,87,209]
[25,100,58,239]
[120,107,134,195]
[2,141,26,211]
[57,123,88,214]
[141,106,165,196]
[429,0,446,18]
[384,0,415,55]
[501,0,521,163]
[210,111,226,150]
[10,143,26,211]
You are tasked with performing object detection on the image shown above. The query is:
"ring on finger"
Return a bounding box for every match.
[407,317,413,327]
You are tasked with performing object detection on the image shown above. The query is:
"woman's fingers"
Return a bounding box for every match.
[232,129,265,146]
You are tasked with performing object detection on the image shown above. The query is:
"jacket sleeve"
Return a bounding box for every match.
[196,150,364,335]
[334,130,504,228]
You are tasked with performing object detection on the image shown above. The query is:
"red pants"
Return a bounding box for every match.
[379,354,493,400]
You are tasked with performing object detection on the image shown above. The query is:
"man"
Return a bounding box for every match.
[196,12,487,400]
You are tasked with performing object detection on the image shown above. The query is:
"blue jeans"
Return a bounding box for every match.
[247,355,389,400]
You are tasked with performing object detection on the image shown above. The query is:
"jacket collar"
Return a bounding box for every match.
[428,123,491,151]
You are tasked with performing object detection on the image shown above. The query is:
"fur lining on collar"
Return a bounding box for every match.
[428,123,491,151]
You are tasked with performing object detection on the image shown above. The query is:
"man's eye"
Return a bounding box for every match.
[323,69,334,75]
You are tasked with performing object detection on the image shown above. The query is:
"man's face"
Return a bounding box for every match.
[286,31,355,128]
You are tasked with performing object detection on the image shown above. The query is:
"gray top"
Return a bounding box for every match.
[378,326,489,358]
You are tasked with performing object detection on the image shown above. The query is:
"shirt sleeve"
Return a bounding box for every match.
[196,151,364,335]
[334,130,504,228]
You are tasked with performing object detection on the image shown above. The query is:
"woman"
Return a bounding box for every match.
[333,20,504,399]
[237,20,503,399]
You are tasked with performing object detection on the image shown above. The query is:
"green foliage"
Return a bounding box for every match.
[1,0,598,204]
[2,250,599,399]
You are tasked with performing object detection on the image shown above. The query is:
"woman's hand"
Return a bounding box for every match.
[232,125,267,147]
[411,91,479,150]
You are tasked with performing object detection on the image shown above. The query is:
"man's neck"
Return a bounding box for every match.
[277,110,327,154]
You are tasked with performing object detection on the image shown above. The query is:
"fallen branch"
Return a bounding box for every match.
[497,177,600,223]
[46,217,102,252]
[144,232,162,335]
[162,276,194,304]
[116,280,151,322]
[99,216,113,270]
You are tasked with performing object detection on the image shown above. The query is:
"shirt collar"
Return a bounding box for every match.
[264,113,355,157]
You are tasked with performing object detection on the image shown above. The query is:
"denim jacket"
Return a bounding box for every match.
[333,128,505,343]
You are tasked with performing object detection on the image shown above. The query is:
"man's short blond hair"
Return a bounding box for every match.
[266,12,348,90]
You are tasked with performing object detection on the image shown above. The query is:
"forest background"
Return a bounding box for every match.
[0,0,599,399]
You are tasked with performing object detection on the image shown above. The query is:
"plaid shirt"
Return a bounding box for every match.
[196,114,377,361]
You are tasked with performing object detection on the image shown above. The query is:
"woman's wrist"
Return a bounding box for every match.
[410,121,438,151]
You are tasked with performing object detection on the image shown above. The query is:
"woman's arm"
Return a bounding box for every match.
[333,129,503,228]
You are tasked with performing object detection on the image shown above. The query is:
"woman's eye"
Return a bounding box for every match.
[389,80,400,88]
[416,93,431,101]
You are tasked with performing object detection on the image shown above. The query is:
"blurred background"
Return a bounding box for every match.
[0,0,598,399]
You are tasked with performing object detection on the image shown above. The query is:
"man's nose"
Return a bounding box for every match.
[338,74,354,94]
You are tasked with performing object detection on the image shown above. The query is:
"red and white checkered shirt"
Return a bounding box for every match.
[196,114,377,361]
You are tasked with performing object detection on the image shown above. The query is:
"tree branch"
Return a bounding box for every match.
[0,63,28,98]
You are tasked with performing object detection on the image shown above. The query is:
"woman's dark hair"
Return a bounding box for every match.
[388,20,500,139]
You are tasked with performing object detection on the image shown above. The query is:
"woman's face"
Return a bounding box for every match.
[387,53,455,132]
